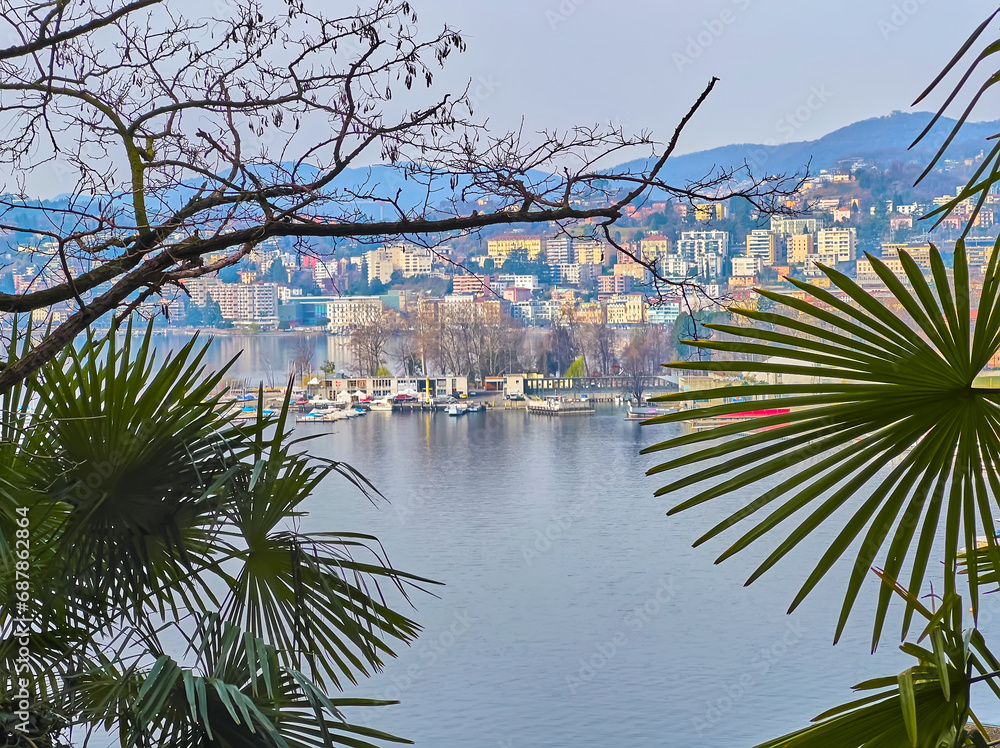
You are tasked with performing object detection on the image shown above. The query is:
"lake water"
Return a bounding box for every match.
[157,333,1000,747]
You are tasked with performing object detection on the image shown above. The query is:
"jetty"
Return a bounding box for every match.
[526,397,595,416]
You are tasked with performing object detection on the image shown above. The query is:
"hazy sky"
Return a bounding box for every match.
[416,0,1000,155]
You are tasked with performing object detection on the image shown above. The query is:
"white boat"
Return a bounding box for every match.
[447,403,468,417]
[370,399,393,411]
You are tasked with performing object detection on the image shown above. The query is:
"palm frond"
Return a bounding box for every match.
[645,241,1000,643]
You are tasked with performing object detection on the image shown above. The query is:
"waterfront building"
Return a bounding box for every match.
[184,277,279,327]
[285,295,383,331]
[308,374,469,400]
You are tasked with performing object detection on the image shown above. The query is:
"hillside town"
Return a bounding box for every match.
[7,162,1000,370]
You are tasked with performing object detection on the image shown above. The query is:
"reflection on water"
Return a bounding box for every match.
[153,331,353,384]
[147,334,1000,746]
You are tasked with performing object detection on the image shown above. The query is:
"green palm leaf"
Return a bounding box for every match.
[910,8,1000,231]
[753,590,999,748]
[1,323,430,746]
[645,240,1000,644]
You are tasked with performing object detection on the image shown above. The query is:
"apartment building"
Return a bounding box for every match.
[816,228,857,262]
[732,256,762,277]
[786,234,815,265]
[640,235,671,261]
[546,236,574,264]
[573,238,607,265]
[286,295,384,331]
[746,230,779,265]
[605,294,647,325]
[487,235,546,261]
[184,277,279,327]
[770,216,819,235]
[452,273,492,296]
[677,230,729,272]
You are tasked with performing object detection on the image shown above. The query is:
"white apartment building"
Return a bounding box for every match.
[313,259,346,286]
[185,278,279,327]
[678,230,729,267]
[546,237,574,264]
[495,274,540,290]
[769,216,820,236]
[552,263,594,286]
[732,256,762,277]
[816,228,857,263]
[659,254,693,278]
[745,230,778,265]
[322,296,384,329]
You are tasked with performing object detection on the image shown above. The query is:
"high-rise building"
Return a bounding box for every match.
[573,238,607,265]
[787,234,815,265]
[546,237,574,264]
[184,278,279,326]
[678,230,729,262]
[816,228,857,263]
[746,230,778,265]
[732,256,762,277]
[677,230,728,278]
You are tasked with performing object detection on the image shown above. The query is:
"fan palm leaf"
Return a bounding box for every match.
[644,240,1000,645]
[752,588,1000,748]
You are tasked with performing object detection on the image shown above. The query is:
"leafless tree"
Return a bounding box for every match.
[0,0,804,394]
[620,324,673,402]
[289,337,315,382]
[350,309,397,376]
[259,351,276,389]
[580,313,618,376]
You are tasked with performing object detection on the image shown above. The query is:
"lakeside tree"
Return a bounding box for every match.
[578,314,618,376]
[288,336,315,381]
[619,324,671,402]
[414,302,524,381]
[645,8,1000,745]
[0,0,803,396]
[350,310,398,377]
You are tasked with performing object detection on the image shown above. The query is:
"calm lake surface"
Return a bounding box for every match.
[155,333,1000,747]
